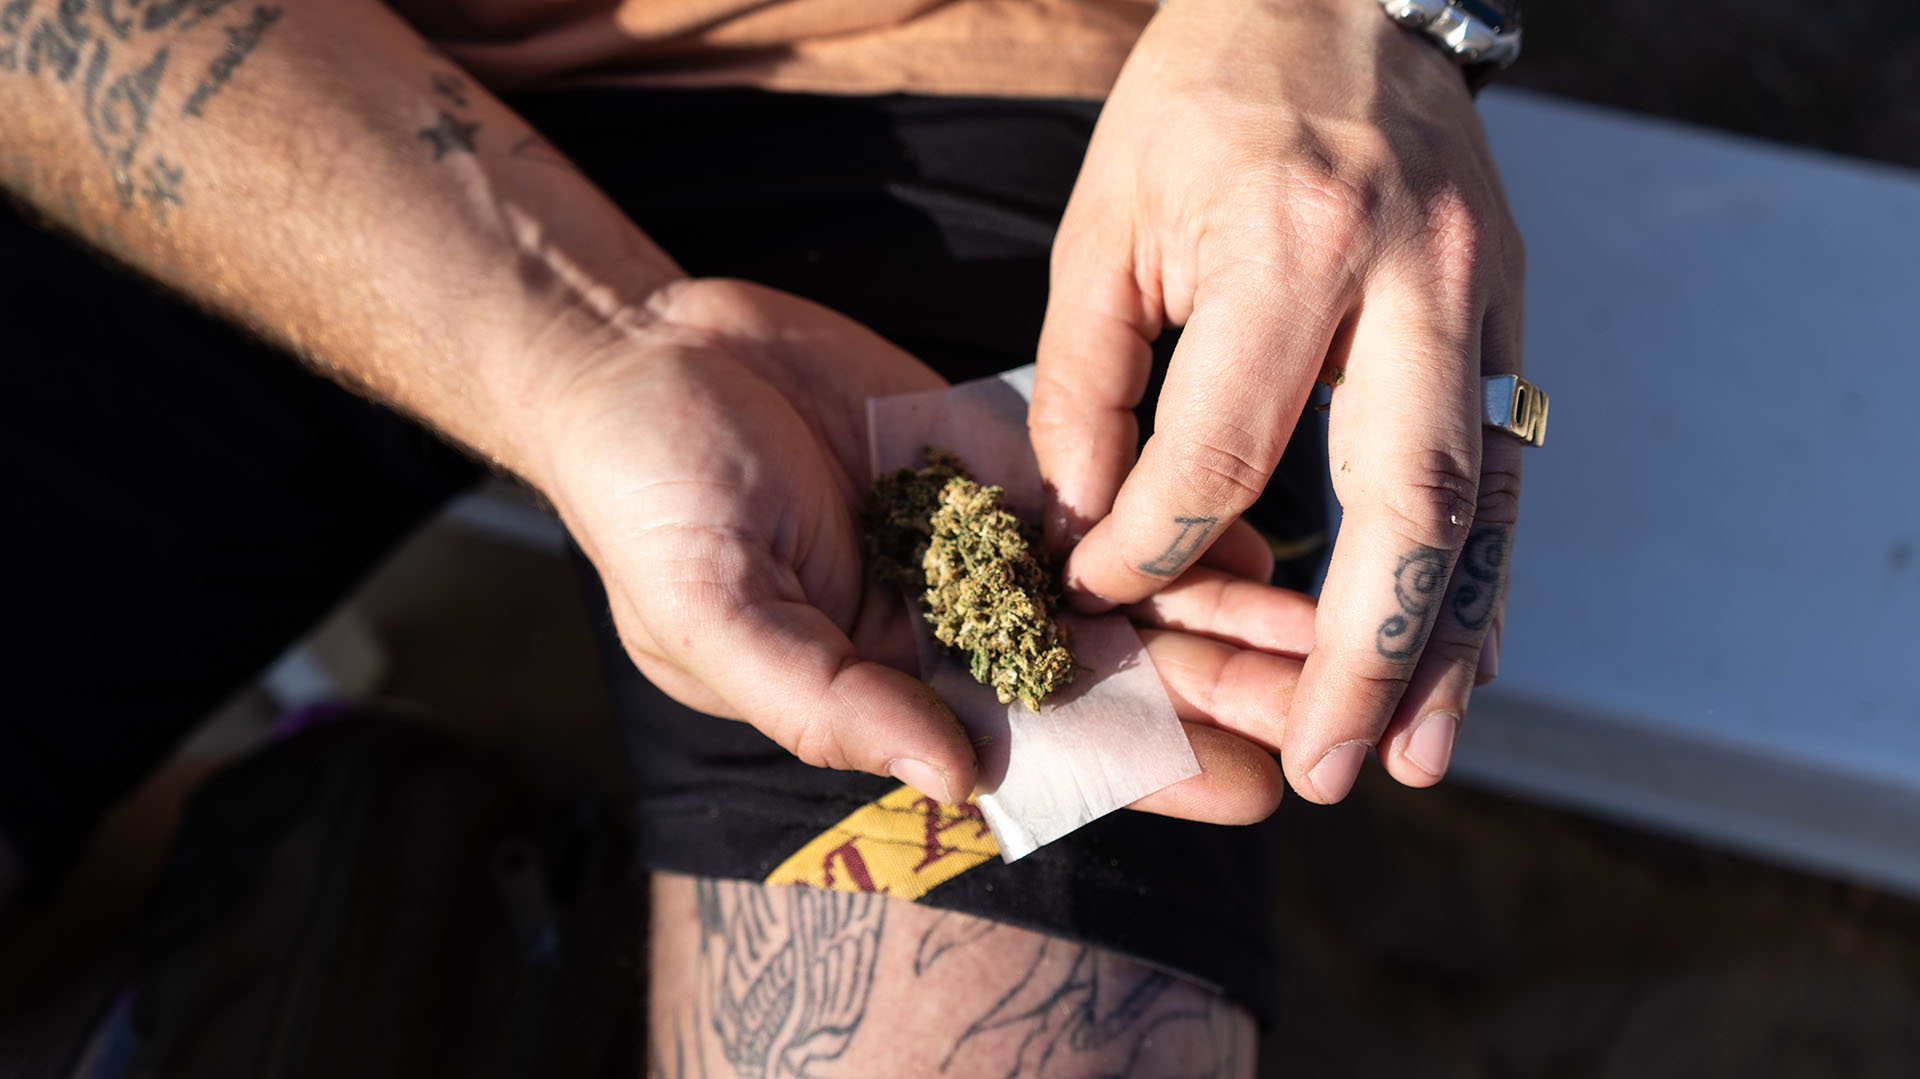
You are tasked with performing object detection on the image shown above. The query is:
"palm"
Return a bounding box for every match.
[542,279,938,717]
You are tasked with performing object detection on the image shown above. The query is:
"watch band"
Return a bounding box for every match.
[1378,0,1523,89]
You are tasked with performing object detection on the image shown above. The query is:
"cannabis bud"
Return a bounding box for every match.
[867,448,1078,710]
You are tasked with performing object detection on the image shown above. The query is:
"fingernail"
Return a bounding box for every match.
[1307,741,1368,803]
[888,758,953,804]
[1405,711,1459,778]
[1476,617,1503,683]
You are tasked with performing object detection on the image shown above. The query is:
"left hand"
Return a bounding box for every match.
[1030,0,1525,804]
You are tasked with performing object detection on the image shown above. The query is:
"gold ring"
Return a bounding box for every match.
[1482,374,1548,447]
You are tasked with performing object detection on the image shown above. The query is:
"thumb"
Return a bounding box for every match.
[646,581,977,805]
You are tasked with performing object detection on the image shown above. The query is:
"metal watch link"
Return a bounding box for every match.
[1377,0,1522,89]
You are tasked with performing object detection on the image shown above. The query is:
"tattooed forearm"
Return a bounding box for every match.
[179,4,279,118]
[1137,515,1219,577]
[1451,525,1509,631]
[0,0,279,222]
[1376,545,1449,660]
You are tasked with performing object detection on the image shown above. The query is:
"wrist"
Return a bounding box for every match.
[462,263,693,496]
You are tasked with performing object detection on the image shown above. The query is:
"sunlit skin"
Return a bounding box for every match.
[1,2,1519,1071]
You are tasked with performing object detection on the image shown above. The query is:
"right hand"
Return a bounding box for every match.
[521,278,1315,821]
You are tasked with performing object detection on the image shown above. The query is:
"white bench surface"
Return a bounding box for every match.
[1458,89,1920,889]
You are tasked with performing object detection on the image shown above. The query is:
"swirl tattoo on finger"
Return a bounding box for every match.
[1451,526,1510,631]
[1376,547,1449,660]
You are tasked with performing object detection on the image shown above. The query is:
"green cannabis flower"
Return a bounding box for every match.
[868,447,1077,710]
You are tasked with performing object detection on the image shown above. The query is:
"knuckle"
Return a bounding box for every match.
[1424,632,1487,673]
[779,711,849,772]
[1168,435,1271,509]
[1421,192,1488,280]
[1380,451,1481,548]
[1346,664,1418,702]
[1474,462,1524,525]
[1292,177,1372,258]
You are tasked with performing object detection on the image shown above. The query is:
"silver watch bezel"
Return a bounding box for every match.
[1378,0,1522,69]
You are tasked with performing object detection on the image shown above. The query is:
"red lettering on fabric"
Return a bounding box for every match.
[912,798,990,873]
[821,840,887,894]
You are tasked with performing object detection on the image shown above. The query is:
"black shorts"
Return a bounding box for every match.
[4,89,1326,1025]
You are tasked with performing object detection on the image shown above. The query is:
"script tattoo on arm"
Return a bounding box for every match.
[1451,525,1509,631]
[1376,545,1450,660]
[694,879,883,1079]
[919,915,1249,1079]
[179,4,279,118]
[0,0,283,224]
[1137,515,1219,577]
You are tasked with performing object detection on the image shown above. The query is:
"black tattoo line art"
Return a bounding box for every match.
[914,911,997,975]
[138,153,182,222]
[1137,515,1219,577]
[697,880,882,1079]
[1451,525,1509,631]
[1376,546,1450,660]
[179,4,279,118]
[143,0,235,35]
[23,9,89,82]
[429,70,467,107]
[0,0,34,73]
[649,1016,707,1079]
[923,924,1241,1079]
[85,41,170,205]
[417,108,478,160]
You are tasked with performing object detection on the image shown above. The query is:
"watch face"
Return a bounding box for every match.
[1456,0,1521,30]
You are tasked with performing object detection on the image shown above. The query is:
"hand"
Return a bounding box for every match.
[1030,0,1525,803]
[522,279,1315,822]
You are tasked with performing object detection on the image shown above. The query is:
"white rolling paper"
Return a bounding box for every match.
[867,366,1201,860]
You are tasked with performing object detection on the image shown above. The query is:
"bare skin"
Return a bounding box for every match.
[0,3,1520,1070]
[0,0,1315,828]
[648,873,1254,1079]
[1033,0,1526,804]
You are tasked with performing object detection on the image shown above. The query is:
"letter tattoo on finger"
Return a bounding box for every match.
[1137,516,1218,577]
[1451,526,1509,631]
[1376,547,1449,660]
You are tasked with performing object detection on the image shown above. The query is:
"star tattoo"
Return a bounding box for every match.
[417,110,479,161]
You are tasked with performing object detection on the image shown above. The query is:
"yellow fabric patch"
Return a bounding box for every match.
[763,785,999,899]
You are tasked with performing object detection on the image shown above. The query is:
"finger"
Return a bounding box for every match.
[1377,302,1525,785]
[1280,277,1483,804]
[1032,208,1157,550]
[1063,264,1346,608]
[1126,722,1284,825]
[632,545,977,805]
[1126,568,1316,657]
[1140,627,1304,753]
[1195,517,1278,582]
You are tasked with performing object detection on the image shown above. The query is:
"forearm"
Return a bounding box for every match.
[0,0,683,478]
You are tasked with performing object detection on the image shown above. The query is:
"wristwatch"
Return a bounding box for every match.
[1377,0,1522,90]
